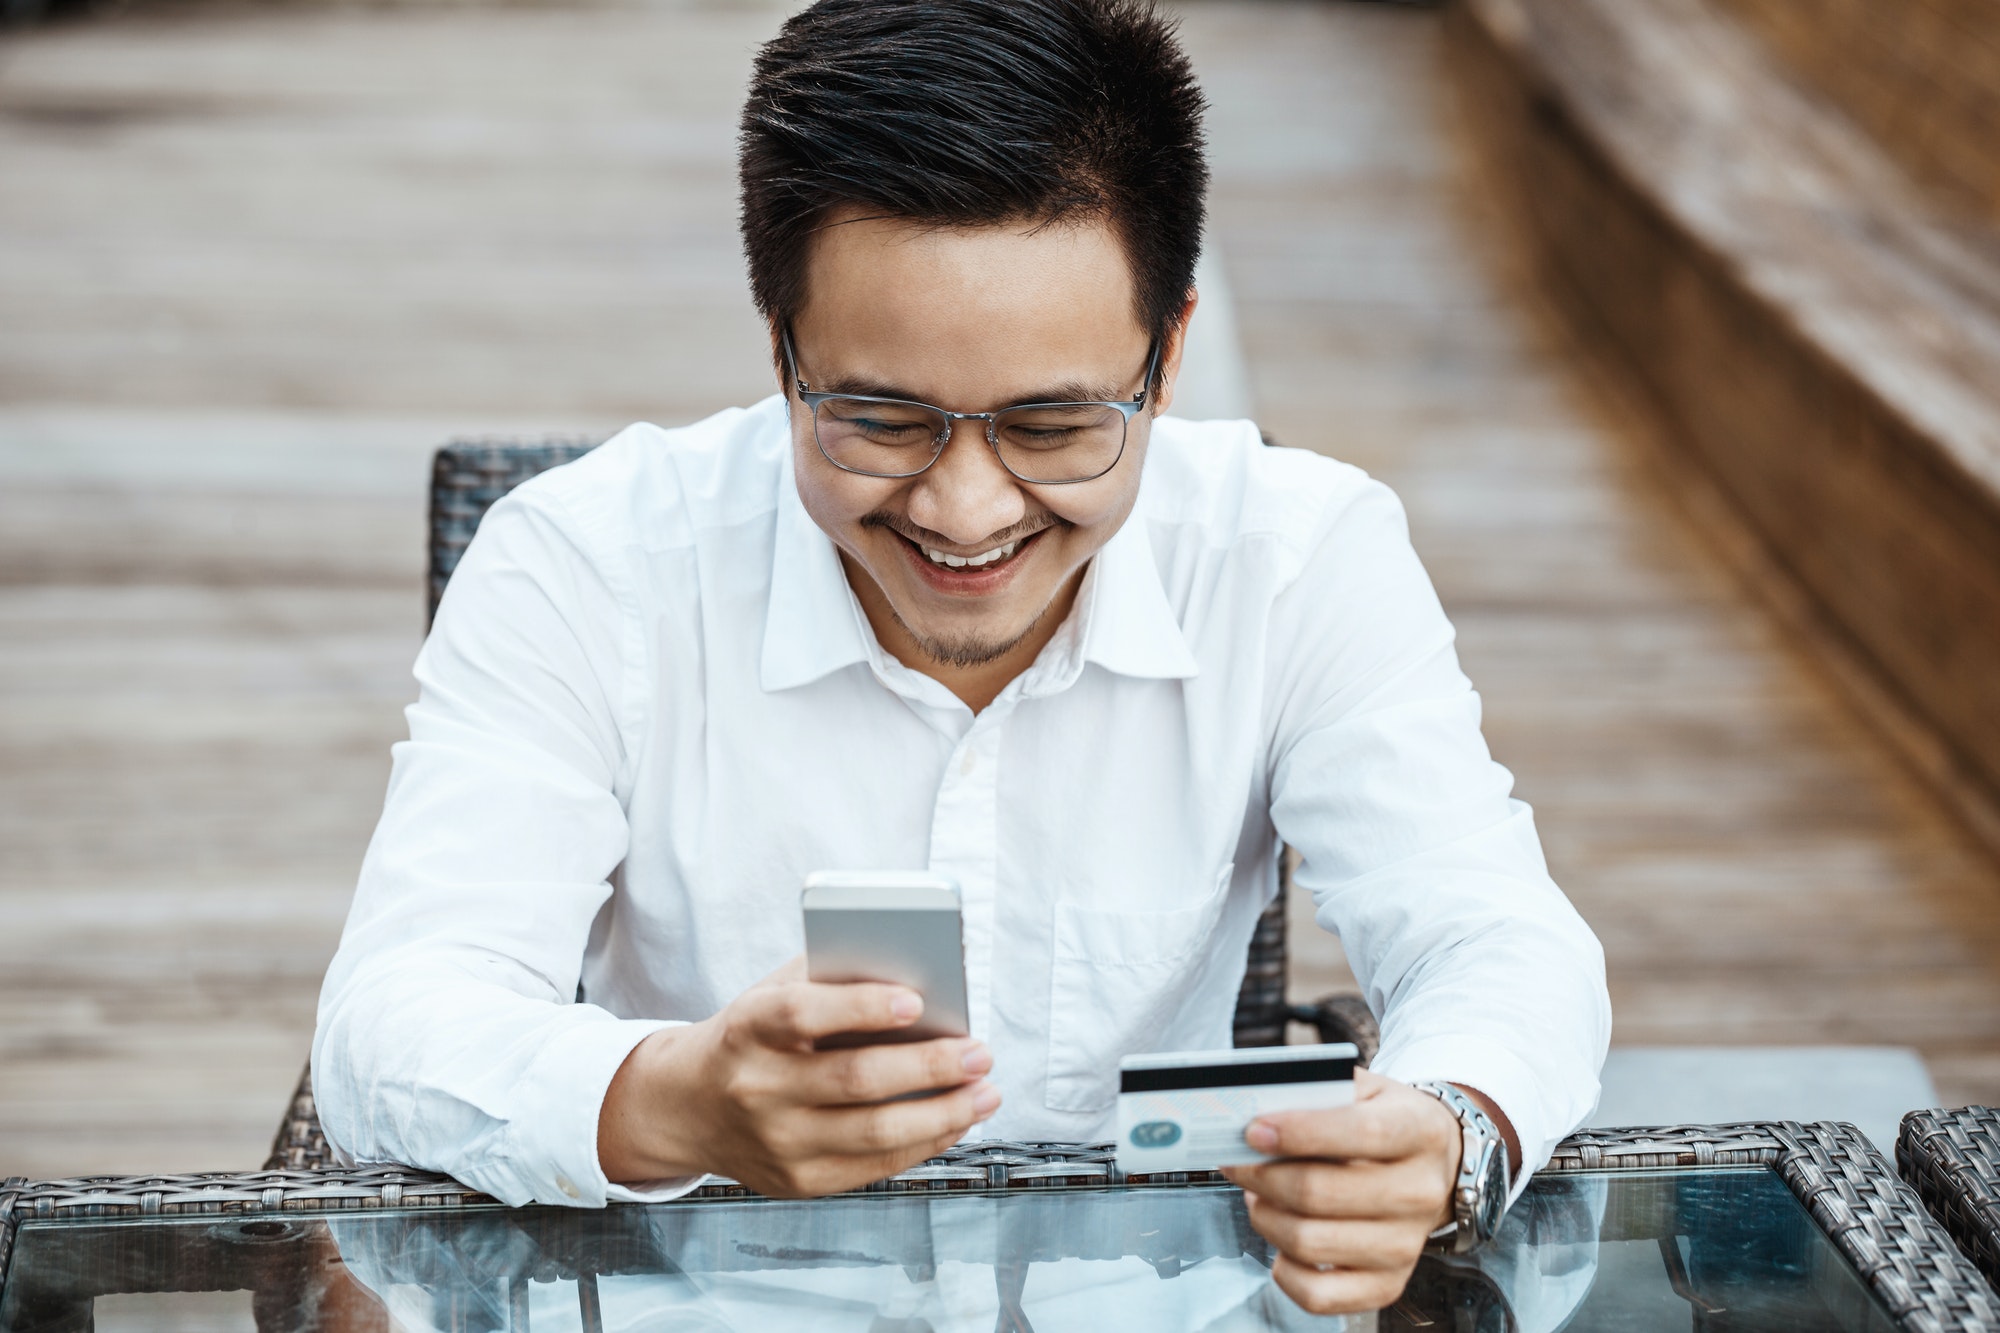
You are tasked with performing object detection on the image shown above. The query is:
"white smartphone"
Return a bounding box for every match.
[801,871,970,1050]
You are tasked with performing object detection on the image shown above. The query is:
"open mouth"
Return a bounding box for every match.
[896,528,1041,579]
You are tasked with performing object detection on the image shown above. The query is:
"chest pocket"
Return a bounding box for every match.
[1043,862,1235,1114]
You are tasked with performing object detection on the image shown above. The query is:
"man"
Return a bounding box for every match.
[314,0,1610,1315]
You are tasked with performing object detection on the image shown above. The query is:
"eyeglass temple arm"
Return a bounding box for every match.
[780,326,812,395]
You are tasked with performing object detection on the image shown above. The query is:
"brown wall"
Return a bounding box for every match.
[1450,0,2000,844]
[1714,0,2000,220]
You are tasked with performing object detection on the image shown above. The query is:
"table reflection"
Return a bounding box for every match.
[329,1187,1348,1332]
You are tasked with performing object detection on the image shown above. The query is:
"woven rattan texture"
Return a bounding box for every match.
[1774,1122,1997,1332]
[1547,1122,1786,1170]
[265,1069,332,1171]
[1232,888,1289,1047]
[1903,1108,2000,1293]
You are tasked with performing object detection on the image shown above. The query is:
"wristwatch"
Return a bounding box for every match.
[1412,1080,1510,1254]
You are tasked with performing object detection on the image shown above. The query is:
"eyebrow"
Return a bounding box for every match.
[814,373,1134,407]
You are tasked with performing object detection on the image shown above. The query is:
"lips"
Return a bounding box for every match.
[919,538,1019,570]
[895,528,1041,591]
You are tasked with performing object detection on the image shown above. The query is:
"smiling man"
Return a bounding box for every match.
[313,0,1610,1316]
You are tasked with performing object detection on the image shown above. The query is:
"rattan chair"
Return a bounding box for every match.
[266,438,1378,1170]
[1899,1106,2000,1290]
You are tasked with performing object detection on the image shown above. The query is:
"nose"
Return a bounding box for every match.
[904,415,1028,547]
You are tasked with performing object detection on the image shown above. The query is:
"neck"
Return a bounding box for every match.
[843,557,1085,713]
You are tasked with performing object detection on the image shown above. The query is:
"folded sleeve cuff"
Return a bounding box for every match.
[606,1175,709,1203]
[500,1014,682,1208]
[1370,1034,1575,1205]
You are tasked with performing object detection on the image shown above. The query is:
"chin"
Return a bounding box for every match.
[894,607,1043,669]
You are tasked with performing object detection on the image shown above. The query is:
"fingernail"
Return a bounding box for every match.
[890,991,922,1022]
[1246,1121,1279,1152]
[961,1042,992,1075]
[972,1084,1002,1117]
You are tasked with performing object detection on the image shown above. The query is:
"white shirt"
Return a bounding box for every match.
[313,395,1610,1208]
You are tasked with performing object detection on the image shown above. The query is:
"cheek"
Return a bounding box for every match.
[1036,474,1142,548]
[793,445,895,535]
[1042,433,1148,533]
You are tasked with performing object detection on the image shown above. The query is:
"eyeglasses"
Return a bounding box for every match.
[782,328,1160,485]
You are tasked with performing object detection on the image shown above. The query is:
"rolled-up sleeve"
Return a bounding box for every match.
[312,484,693,1207]
[1265,480,1610,1181]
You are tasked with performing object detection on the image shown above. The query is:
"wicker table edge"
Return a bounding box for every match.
[1901,1107,2000,1305]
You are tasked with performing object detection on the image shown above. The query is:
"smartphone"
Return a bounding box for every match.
[802,871,971,1050]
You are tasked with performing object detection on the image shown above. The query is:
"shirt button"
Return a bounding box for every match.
[555,1174,580,1199]
[960,749,977,776]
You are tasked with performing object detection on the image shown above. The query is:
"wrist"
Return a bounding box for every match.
[598,1023,711,1183]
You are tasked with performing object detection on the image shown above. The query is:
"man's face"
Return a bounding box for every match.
[785,214,1176,671]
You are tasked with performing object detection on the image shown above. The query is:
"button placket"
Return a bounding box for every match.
[929,719,1002,1066]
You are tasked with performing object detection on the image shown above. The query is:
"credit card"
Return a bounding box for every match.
[1115,1043,1358,1174]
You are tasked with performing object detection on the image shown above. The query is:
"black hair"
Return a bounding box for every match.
[739,0,1209,366]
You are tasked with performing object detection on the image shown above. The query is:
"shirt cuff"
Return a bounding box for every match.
[1369,1035,1558,1206]
[503,1013,681,1207]
[606,1175,709,1204]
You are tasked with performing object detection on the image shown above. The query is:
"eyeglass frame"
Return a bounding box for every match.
[781,326,1162,485]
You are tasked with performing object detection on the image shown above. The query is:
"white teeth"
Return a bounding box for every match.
[921,540,1019,570]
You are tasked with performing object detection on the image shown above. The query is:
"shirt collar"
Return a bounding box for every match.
[759,457,1199,694]
[1075,507,1200,682]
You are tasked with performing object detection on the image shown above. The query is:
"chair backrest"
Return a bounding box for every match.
[429,438,599,624]
[425,438,1293,1046]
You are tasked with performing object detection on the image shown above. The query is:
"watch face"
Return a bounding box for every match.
[1475,1147,1508,1240]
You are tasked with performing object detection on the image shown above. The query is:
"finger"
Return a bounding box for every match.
[803,1037,992,1106]
[828,1111,983,1189]
[760,1116,979,1199]
[1270,1254,1412,1317]
[1227,1157,1443,1221]
[1248,1076,1444,1164]
[741,979,924,1046]
[788,1079,1002,1159]
[1245,1195,1426,1271]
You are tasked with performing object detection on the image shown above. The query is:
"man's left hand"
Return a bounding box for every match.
[1220,1069,1482,1316]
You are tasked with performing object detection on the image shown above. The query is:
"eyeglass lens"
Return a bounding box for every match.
[813,398,1128,483]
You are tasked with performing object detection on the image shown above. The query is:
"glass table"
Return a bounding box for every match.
[2,1123,1989,1332]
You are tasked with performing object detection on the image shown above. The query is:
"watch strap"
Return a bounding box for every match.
[1413,1080,1505,1254]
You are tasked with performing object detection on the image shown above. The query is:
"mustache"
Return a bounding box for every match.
[860,511,1066,552]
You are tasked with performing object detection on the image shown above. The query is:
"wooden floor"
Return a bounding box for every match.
[4,0,2000,1181]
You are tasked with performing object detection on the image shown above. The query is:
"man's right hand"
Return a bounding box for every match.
[596,956,999,1197]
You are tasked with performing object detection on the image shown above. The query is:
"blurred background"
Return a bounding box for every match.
[5,0,2000,1181]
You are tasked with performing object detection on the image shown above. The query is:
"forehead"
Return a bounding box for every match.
[791,211,1148,407]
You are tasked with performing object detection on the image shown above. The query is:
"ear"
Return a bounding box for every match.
[1149,287,1200,417]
